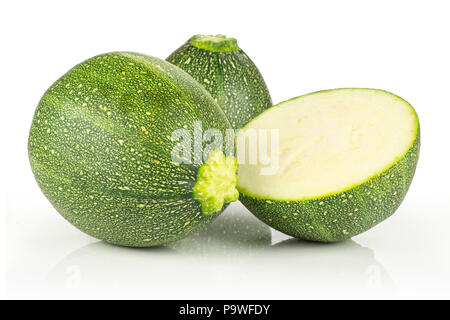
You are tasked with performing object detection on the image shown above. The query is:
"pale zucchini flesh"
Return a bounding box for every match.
[238,89,418,200]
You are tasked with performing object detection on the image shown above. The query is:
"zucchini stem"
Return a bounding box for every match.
[193,149,239,215]
[189,34,239,52]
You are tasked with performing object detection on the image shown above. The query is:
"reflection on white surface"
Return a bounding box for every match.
[251,239,394,298]
[40,202,393,299]
[166,203,272,256]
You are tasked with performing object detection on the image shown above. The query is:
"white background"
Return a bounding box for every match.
[1,0,449,299]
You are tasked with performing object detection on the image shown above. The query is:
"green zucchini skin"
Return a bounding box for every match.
[239,131,420,242]
[28,52,233,247]
[167,35,272,129]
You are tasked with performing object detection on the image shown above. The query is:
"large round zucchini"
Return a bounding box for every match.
[28,52,239,247]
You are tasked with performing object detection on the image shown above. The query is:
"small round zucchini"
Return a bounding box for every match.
[167,34,272,129]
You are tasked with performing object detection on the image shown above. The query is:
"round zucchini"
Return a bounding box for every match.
[28,52,239,247]
[167,34,272,129]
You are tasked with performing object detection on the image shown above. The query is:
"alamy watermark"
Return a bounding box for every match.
[170,121,279,175]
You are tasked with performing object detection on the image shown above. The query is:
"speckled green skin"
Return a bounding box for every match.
[28,52,233,247]
[167,36,272,129]
[239,93,420,242]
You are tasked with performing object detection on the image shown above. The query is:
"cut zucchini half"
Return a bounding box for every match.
[237,88,420,242]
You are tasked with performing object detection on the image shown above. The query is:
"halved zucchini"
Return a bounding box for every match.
[237,88,420,242]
